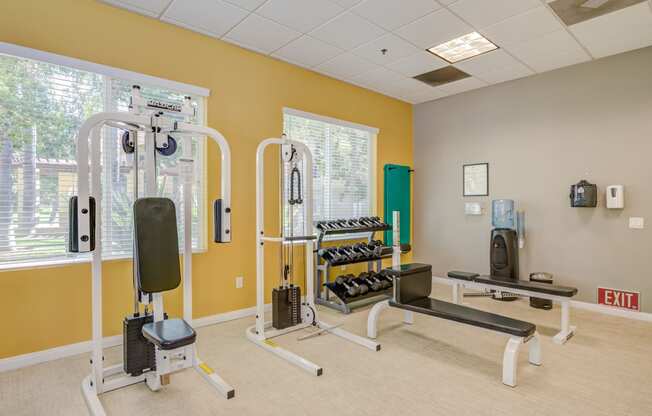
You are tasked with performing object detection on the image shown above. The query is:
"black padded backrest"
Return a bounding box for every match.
[134,198,181,293]
[385,263,432,304]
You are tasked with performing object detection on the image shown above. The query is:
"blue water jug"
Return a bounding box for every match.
[492,199,515,229]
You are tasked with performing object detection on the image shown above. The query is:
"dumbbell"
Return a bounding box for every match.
[346,218,363,228]
[339,246,362,260]
[367,216,384,227]
[346,274,369,295]
[316,221,330,231]
[358,272,383,291]
[335,275,360,297]
[367,240,385,256]
[352,242,374,259]
[356,217,374,227]
[318,247,346,263]
[375,271,393,289]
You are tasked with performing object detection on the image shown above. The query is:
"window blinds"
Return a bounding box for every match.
[282,111,373,235]
[0,53,205,267]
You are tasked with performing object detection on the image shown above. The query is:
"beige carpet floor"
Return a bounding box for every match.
[1,285,651,416]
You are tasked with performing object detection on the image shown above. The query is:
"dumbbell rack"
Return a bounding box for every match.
[315,223,392,314]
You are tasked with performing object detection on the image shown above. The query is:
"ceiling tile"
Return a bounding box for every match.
[395,8,472,49]
[405,87,451,104]
[474,64,533,85]
[390,77,431,95]
[162,0,248,38]
[102,0,172,16]
[482,6,563,45]
[309,12,386,50]
[352,0,441,31]
[453,49,525,76]
[448,0,541,29]
[256,0,343,33]
[570,2,652,59]
[351,33,421,65]
[439,76,487,94]
[272,35,343,67]
[224,14,301,54]
[314,52,379,79]
[437,0,457,5]
[223,0,266,11]
[331,0,363,7]
[387,51,449,77]
[349,67,405,88]
[503,30,590,73]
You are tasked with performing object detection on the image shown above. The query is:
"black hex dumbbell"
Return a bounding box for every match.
[335,275,360,297]
[358,272,383,291]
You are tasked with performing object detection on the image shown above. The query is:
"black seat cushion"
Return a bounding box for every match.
[142,318,196,350]
[390,297,536,338]
[447,271,578,297]
[134,198,181,293]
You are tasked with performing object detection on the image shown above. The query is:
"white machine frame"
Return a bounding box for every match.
[367,212,542,387]
[75,87,234,416]
[437,278,576,344]
[245,137,379,376]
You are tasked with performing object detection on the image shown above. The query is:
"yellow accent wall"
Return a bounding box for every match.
[0,0,413,359]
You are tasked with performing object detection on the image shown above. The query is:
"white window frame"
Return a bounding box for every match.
[282,107,378,241]
[0,43,211,271]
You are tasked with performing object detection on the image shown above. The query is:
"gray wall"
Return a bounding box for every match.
[414,46,652,311]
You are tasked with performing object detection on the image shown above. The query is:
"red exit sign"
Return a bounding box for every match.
[598,287,640,311]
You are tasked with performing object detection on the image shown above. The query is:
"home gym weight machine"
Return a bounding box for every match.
[70,86,234,415]
[246,136,379,376]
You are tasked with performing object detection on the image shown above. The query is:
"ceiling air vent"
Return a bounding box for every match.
[413,66,470,88]
[548,0,647,26]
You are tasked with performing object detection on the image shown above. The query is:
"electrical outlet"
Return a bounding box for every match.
[629,217,644,230]
[340,265,347,271]
[235,276,244,288]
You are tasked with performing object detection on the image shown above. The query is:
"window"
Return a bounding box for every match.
[282,108,377,236]
[0,50,206,268]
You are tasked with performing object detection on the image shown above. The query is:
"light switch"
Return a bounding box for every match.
[629,217,644,229]
[235,276,244,288]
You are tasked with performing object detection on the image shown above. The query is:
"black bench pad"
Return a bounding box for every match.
[142,318,196,350]
[448,271,578,297]
[390,298,536,338]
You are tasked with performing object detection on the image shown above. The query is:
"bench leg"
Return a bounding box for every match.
[403,310,414,324]
[502,336,523,387]
[528,332,542,366]
[367,300,390,339]
[452,283,464,304]
[553,300,576,344]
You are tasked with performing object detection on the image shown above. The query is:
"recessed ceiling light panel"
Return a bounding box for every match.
[427,32,498,63]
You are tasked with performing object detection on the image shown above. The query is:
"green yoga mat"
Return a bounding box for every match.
[384,164,411,246]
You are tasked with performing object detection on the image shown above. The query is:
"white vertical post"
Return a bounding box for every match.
[90,127,104,394]
[392,211,400,268]
[255,140,267,336]
[143,131,157,197]
[560,301,570,333]
[302,143,315,307]
[181,136,193,324]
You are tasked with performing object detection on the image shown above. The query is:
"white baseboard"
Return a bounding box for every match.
[0,335,122,374]
[0,303,265,373]
[570,300,652,322]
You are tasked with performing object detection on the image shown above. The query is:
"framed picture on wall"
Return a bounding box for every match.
[463,163,489,197]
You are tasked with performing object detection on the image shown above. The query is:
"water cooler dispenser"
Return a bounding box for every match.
[490,200,520,281]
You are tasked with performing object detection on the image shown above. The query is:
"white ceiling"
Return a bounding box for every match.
[102,0,652,104]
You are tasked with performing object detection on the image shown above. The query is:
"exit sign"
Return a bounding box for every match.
[597,287,640,311]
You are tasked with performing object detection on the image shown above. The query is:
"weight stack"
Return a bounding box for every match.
[123,314,156,376]
[272,286,302,330]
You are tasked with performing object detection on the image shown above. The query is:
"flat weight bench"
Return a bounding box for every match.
[445,271,578,344]
[367,263,541,387]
